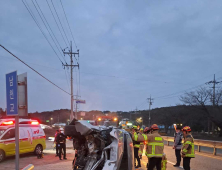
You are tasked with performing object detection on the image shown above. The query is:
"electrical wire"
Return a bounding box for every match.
[154,83,206,99]
[31,0,64,61]
[0,44,71,95]
[46,0,68,48]
[59,0,78,49]
[34,0,63,53]
[51,0,70,45]
[22,0,63,64]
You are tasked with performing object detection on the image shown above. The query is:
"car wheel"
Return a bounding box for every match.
[34,144,43,155]
[0,150,5,163]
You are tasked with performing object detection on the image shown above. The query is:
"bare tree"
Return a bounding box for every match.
[180,87,222,136]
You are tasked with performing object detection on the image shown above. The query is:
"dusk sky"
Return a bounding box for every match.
[1,0,222,113]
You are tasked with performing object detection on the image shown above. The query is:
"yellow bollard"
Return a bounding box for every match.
[22,164,34,170]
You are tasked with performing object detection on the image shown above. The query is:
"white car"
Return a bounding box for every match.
[52,123,66,128]
[40,124,52,130]
[65,120,135,170]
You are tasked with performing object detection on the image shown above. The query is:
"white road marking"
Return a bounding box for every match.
[167,160,183,169]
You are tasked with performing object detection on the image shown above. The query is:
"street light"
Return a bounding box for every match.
[50,118,53,125]
[140,117,143,126]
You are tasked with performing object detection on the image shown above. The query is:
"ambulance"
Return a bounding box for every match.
[0,118,46,162]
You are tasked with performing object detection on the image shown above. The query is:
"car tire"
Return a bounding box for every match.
[34,144,43,155]
[0,150,5,163]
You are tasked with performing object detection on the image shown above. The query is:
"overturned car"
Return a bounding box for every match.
[65,120,135,170]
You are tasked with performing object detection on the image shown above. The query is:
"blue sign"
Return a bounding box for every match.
[76,100,86,104]
[6,71,18,116]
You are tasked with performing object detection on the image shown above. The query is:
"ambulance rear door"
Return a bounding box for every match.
[30,126,45,149]
[19,127,34,153]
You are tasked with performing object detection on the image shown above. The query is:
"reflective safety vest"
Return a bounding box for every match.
[143,134,148,142]
[140,134,147,146]
[133,133,140,148]
[181,135,195,158]
[145,131,164,158]
[161,153,167,170]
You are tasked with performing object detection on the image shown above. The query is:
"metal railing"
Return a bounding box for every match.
[162,136,222,155]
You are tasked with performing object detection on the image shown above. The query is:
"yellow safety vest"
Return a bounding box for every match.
[182,136,195,158]
[134,134,140,148]
[161,154,167,170]
[145,132,164,158]
[140,134,147,145]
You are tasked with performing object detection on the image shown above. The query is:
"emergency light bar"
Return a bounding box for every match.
[0,120,39,126]
[31,121,39,125]
[1,120,14,125]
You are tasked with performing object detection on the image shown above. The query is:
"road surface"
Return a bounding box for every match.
[0,139,221,170]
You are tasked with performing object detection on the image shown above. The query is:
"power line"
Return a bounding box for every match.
[46,0,68,48]
[154,83,206,99]
[22,0,63,64]
[34,0,64,53]
[0,44,70,95]
[31,0,64,62]
[3,52,221,88]
[34,0,68,64]
[59,0,78,49]
[51,0,70,45]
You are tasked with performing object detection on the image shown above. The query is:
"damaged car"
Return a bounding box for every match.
[64,120,135,170]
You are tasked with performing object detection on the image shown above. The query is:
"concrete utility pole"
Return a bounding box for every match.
[206,74,221,134]
[147,95,154,127]
[63,41,79,120]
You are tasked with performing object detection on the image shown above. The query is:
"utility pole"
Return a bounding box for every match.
[63,41,79,120]
[147,95,154,127]
[206,74,221,135]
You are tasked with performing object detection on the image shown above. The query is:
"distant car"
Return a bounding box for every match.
[40,124,52,130]
[0,118,46,162]
[65,120,135,170]
[52,122,66,128]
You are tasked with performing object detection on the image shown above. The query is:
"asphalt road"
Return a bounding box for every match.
[0,139,221,170]
[163,145,222,170]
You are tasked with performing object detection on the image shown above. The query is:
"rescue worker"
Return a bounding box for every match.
[54,130,59,157]
[144,127,151,135]
[181,126,195,170]
[56,129,67,160]
[146,124,164,170]
[144,127,151,168]
[132,125,142,168]
[173,124,183,167]
[139,128,147,159]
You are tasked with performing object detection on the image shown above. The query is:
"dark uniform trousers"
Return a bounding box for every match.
[59,143,66,159]
[134,147,141,166]
[183,157,191,170]
[56,143,59,156]
[148,157,162,170]
[175,149,181,165]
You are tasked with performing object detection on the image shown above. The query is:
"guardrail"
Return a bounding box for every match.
[22,164,34,170]
[162,136,222,156]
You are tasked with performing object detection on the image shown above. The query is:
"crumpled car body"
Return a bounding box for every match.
[65,120,135,170]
